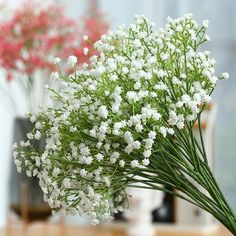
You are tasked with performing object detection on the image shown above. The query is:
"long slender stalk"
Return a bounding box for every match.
[131,110,236,234]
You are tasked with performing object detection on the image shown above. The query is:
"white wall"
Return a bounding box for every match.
[0,0,20,229]
[0,104,13,228]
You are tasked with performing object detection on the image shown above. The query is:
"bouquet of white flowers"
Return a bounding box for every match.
[14,14,236,233]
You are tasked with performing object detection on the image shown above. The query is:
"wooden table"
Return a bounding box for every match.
[1,223,233,236]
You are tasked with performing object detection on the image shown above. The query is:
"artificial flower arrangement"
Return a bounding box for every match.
[13,14,236,234]
[0,0,108,113]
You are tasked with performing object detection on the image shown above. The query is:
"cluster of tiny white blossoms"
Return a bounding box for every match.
[13,14,229,224]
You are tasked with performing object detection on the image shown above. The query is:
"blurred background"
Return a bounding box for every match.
[0,0,235,235]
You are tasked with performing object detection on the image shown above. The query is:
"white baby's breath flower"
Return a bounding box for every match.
[52,167,60,177]
[35,122,42,129]
[142,158,150,166]
[26,170,32,177]
[70,126,77,133]
[14,14,229,227]
[167,128,175,135]
[148,131,157,139]
[63,178,71,188]
[203,19,209,28]
[30,115,36,123]
[119,159,125,167]
[97,106,108,119]
[221,72,229,80]
[95,153,104,161]
[68,55,77,66]
[110,75,118,81]
[83,47,89,55]
[51,71,59,80]
[172,76,181,85]
[80,169,87,178]
[20,140,30,147]
[27,133,34,140]
[182,94,191,103]
[83,35,88,41]
[53,57,61,64]
[160,127,167,137]
[143,149,151,158]
[35,130,41,140]
[130,160,139,168]
[209,76,218,84]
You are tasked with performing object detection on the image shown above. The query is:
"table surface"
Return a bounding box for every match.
[1,223,233,236]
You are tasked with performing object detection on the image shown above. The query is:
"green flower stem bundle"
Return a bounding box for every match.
[14,14,236,233]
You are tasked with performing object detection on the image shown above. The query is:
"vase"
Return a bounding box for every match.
[126,186,163,236]
[9,117,51,221]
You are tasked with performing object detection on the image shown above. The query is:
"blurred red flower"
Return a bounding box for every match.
[0,0,109,81]
[73,0,109,63]
[0,0,109,113]
[0,1,76,80]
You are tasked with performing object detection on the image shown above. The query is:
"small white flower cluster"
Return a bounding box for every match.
[14,14,228,224]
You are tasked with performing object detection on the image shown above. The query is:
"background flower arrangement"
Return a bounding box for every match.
[14,13,236,234]
[72,0,109,63]
[0,0,109,223]
[0,0,108,114]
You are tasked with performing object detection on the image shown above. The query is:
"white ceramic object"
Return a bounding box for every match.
[126,185,163,236]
